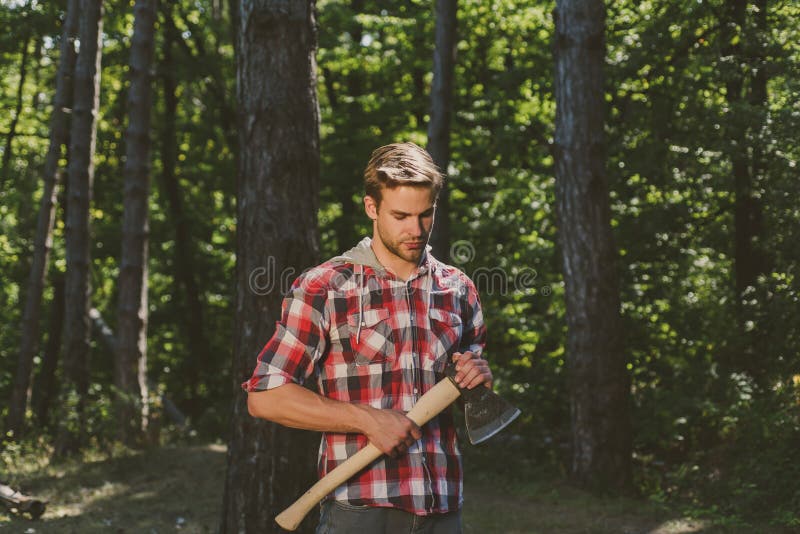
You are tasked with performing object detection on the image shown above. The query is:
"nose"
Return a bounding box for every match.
[410,216,428,238]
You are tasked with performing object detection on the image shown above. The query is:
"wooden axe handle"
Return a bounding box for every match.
[275,378,461,531]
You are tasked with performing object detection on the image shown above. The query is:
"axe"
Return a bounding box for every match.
[275,364,520,531]
[0,483,47,520]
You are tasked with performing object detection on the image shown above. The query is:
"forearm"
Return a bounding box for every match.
[247,382,372,434]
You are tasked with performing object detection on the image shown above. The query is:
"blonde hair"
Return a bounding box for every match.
[364,142,444,204]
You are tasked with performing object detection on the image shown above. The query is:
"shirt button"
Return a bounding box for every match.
[413,388,418,394]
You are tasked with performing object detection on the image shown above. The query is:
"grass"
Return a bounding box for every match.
[1,441,225,533]
[0,441,793,533]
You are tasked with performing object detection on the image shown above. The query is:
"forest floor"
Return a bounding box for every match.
[0,442,791,533]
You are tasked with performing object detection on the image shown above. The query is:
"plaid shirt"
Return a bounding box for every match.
[242,241,486,515]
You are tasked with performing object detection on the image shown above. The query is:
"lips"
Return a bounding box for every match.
[405,242,424,249]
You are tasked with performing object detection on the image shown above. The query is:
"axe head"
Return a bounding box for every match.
[445,364,521,444]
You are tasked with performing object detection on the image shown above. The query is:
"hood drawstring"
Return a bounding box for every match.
[427,266,433,329]
[356,264,365,344]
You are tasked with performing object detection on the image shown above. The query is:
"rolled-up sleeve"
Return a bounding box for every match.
[241,273,329,392]
[459,275,486,357]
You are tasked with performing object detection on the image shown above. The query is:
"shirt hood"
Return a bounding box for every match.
[331,237,434,345]
[330,236,432,276]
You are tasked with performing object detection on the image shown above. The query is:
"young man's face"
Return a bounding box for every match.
[365,185,436,266]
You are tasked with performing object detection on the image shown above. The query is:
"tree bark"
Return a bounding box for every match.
[725,0,769,383]
[157,6,212,417]
[553,0,632,493]
[725,0,765,299]
[5,0,80,440]
[31,272,66,427]
[116,0,157,447]
[220,1,321,532]
[31,37,45,111]
[427,0,457,263]
[55,0,104,459]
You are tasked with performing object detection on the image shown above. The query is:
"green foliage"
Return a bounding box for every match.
[0,0,798,526]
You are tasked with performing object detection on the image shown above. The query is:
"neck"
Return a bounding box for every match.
[370,237,418,281]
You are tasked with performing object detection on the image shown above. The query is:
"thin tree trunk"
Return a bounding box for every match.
[220,1,321,532]
[116,0,157,447]
[725,0,763,299]
[427,0,457,262]
[158,7,212,417]
[228,0,240,61]
[727,0,769,383]
[31,272,66,427]
[1,29,33,186]
[553,0,632,493]
[173,6,238,154]
[6,0,80,440]
[31,37,45,110]
[90,308,117,352]
[332,0,364,253]
[55,0,104,459]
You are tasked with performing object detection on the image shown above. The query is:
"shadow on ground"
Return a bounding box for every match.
[464,473,790,534]
[1,443,226,533]
[1,443,793,533]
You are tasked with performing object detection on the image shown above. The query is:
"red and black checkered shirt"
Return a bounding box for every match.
[242,240,486,515]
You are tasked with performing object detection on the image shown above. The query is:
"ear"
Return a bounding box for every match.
[364,195,378,221]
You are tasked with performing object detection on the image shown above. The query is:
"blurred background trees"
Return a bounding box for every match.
[0,0,798,527]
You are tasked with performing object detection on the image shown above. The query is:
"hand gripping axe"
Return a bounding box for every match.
[275,363,521,530]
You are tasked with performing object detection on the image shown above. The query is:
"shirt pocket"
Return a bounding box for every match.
[347,308,395,365]
[428,308,463,372]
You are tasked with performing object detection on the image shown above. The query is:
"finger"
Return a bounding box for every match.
[402,417,422,438]
[454,351,476,369]
[455,358,475,377]
[458,365,483,388]
[455,360,480,384]
[465,370,491,390]
[464,361,491,386]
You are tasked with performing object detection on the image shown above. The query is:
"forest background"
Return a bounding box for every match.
[1,0,798,531]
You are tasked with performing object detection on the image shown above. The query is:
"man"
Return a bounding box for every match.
[243,142,492,533]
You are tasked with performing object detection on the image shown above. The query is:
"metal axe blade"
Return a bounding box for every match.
[445,363,521,444]
[462,386,521,444]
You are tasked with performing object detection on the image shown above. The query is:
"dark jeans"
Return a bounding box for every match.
[315,500,462,534]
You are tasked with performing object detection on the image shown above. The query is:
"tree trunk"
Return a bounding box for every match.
[31,272,66,427]
[723,0,769,383]
[158,6,212,417]
[220,1,321,532]
[116,0,157,447]
[6,0,80,440]
[31,37,45,111]
[1,25,32,185]
[725,0,765,299]
[173,6,239,154]
[332,0,364,254]
[427,0,457,262]
[55,0,104,459]
[553,0,632,493]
